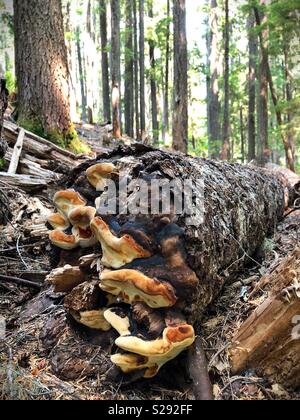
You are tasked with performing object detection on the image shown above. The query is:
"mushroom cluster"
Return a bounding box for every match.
[47,162,198,379]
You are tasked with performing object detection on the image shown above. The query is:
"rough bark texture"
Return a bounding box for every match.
[172,0,188,154]
[162,0,170,143]
[221,0,230,161]
[139,0,146,139]
[207,0,221,158]
[0,79,8,158]
[148,1,159,145]
[133,0,140,139]
[99,0,111,123]
[68,145,285,320]
[111,0,121,138]
[13,0,73,145]
[230,247,300,390]
[124,0,134,137]
[247,13,257,162]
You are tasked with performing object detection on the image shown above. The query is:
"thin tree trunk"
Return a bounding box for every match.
[124,0,134,137]
[162,0,170,143]
[284,47,296,170]
[99,0,111,123]
[139,0,146,139]
[240,106,245,163]
[221,0,230,160]
[254,5,295,172]
[247,13,257,162]
[148,1,159,145]
[133,0,140,139]
[76,28,87,123]
[13,0,73,146]
[207,0,221,158]
[172,0,188,154]
[111,0,121,138]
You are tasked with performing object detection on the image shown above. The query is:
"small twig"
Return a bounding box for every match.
[16,235,30,270]
[0,274,41,289]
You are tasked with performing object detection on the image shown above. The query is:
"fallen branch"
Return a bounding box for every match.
[0,274,42,289]
[8,128,25,174]
[188,337,213,400]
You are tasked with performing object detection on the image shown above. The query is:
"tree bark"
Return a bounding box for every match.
[76,27,87,123]
[230,247,300,390]
[207,0,221,158]
[99,0,111,123]
[162,0,170,143]
[13,0,73,146]
[247,13,257,162]
[221,0,230,161]
[133,0,140,139]
[0,79,8,158]
[124,0,134,138]
[172,0,188,154]
[111,0,122,138]
[139,0,146,139]
[148,1,159,145]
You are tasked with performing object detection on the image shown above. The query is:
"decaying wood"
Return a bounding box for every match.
[46,265,88,293]
[230,247,300,389]
[188,337,213,400]
[8,128,25,174]
[3,119,86,171]
[0,80,8,158]
[0,172,48,191]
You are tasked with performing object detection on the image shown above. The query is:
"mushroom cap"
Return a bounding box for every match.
[100,269,177,308]
[49,230,79,250]
[111,324,195,378]
[72,226,98,249]
[86,163,116,191]
[47,213,70,231]
[104,308,131,337]
[91,217,152,269]
[53,190,87,217]
[69,206,96,228]
[71,310,111,331]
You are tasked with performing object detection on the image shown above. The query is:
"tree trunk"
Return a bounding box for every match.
[124,0,134,138]
[207,0,221,158]
[284,47,296,171]
[221,0,230,161]
[240,106,245,163]
[133,0,140,139]
[111,0,122,138]
[13,0,73,146]
[230,247,300,390]
[148,1,159,145]
[162,0,170,143]
[99,0,111,123]
[42,144,287,382]
[0,79,8,158]
[172,0,188,154]
[139,0,146,139]
[247,13,257,162]
[76,28,88,123]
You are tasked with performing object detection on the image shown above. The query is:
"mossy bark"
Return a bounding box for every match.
[14,0,72,147]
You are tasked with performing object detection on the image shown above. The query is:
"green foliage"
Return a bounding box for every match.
[0,158,5,170]
[4,70,16,94]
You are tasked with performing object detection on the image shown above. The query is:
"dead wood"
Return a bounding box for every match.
[230,247,300,389]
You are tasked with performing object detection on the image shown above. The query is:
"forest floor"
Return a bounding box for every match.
[0,125,300,400]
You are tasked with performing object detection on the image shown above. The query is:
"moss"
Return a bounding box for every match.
[0,158,5,170]
[68,135,91,155]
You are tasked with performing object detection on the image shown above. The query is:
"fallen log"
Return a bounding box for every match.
[230,247,300,390]
[40,145,289,382]
[8,128,25,174]
[0,172,48,192]
[3,119,85,170]
[0,80,8,158]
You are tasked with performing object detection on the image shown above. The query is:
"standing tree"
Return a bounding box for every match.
[99,0,111,123]
[133,0,140,139]
[139,0,146,139]
[76,27,88,122]
[247,12,257,162]
[172,0,188,154]
[207,0,221,158]
[124,0,134,137]
[255,1,269,165]
[148,0,159,145]
[111,0,122,138]
[221,0,230,160]
[13,0,74,146]
[0,79,8,158]
[162,0,171,143]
